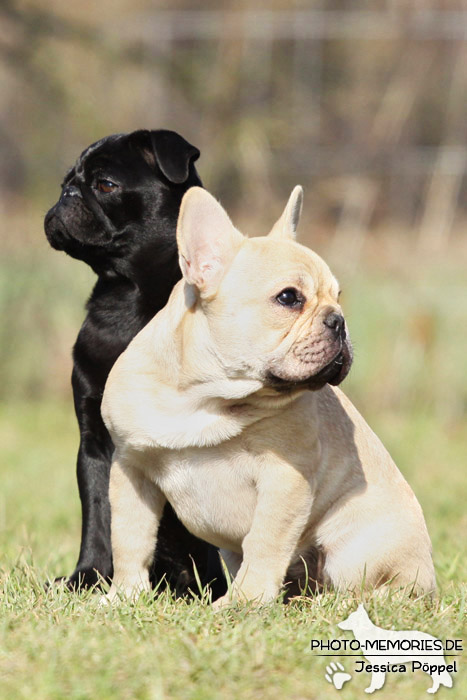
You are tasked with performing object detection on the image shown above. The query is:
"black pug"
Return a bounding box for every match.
[44,129,226,597]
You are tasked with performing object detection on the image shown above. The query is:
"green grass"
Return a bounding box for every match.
[0,399,465,699]
[0,571,463,700]
[1,242,466,698]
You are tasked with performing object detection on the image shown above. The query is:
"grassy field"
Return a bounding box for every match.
[1,234,466,699]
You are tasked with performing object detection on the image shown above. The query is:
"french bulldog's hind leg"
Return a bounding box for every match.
[106,454,166,603]
[323,522,436,596]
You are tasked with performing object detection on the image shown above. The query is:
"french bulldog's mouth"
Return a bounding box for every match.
[266,345,352,393]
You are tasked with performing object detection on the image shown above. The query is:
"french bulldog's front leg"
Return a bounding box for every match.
[106,454,166,602]
[215,464,313,608]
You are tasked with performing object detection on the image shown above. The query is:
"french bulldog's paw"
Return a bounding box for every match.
[235,580,279,606]
[211,586,277,611]
[99,578,149,606]
[212,593,235,611]
[98,585,118,607]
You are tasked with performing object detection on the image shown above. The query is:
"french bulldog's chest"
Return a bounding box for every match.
[147,445,259,552]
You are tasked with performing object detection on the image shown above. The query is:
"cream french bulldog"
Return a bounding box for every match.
[102,186,435,606]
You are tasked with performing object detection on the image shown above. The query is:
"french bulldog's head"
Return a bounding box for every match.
[176,187,353,394]
[44,130,201,278]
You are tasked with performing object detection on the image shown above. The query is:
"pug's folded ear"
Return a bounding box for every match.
[129,129,200,184]
[176,187,244,298]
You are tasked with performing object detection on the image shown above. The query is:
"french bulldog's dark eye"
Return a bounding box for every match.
[96,179,118,193]
[275,288,304,308]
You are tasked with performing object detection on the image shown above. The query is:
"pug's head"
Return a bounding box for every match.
[44,130,201,279]
[176,187,353,394]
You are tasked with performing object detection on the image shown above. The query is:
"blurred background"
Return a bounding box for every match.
[0,1,466,579]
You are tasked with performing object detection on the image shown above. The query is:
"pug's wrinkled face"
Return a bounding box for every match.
[176,186,353,395]
[44,130,201,276]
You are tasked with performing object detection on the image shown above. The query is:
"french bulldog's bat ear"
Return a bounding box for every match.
[268,185,303,240]
[177,187,244,298]
[149,130,200,184]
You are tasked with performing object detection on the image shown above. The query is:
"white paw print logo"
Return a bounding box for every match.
[325,661,352,690]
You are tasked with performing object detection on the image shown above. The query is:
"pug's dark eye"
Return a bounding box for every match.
[96,179,118,193]
[275,287,304,308]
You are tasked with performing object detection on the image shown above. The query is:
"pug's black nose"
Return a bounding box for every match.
[61,185,82,201]
[324,312,346,339]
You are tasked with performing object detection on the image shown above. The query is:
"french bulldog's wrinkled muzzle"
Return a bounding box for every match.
[266,305,353,392]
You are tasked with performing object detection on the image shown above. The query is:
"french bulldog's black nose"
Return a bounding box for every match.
[61,185,82,201]
[324,312,346,339]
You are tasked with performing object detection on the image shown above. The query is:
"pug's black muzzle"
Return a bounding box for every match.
[44,183,115,254]
[44,208,66,250]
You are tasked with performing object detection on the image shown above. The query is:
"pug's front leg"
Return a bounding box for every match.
[214,464,313,608]
[106,453,166,602]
